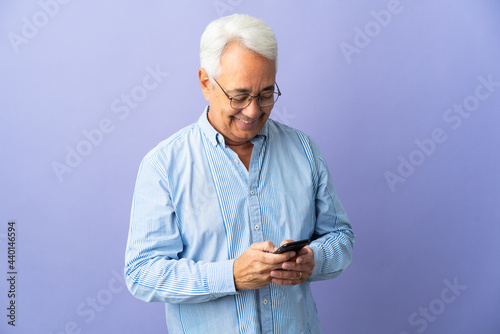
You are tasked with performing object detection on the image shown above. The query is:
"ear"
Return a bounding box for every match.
[199,68,212,101]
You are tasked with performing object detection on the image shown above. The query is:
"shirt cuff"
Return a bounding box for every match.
[207,259,237,298]
[309,243,324,279]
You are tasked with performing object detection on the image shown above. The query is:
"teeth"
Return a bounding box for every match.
[238,118,254,124]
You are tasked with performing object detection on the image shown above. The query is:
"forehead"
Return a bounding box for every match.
[218,43,276,89]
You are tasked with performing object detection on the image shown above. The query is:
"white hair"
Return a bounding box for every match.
[200,14,278,83]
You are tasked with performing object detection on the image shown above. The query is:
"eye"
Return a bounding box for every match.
[260,92,274,99]
[232,95,249,102]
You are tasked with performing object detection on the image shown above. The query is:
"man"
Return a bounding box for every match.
[125,14,354,333]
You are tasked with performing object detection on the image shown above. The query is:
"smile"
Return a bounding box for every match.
[237,118,256,124]
[234,116,259,129]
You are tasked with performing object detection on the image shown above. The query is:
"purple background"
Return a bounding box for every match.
[1,1,499,333]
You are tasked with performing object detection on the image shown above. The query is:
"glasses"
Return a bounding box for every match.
[213,78,281,110]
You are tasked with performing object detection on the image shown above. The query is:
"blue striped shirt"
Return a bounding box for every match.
[125,108,355,333]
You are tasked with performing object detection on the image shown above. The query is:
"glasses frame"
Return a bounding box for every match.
[213,78,281,110]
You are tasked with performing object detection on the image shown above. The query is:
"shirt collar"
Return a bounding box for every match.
[198,106,269,147]
[198,106,220,146]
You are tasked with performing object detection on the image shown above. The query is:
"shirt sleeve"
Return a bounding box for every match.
[124,155,238,304]
[307,139,355,281]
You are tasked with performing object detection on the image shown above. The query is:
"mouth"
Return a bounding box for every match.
[236,117,257,124]
[234,116,259,129]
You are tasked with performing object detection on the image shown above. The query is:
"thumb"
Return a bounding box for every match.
[255,240,278,253]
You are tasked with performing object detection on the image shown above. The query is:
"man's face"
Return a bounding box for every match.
[200,43,276,146]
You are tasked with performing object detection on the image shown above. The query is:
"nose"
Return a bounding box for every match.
[241,97,261,118]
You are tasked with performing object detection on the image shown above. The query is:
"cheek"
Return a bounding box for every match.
[220,110,239,130]
[261,111,271,122]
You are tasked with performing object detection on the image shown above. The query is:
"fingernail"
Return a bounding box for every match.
[290,252,296,258]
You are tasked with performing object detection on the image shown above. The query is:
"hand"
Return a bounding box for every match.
[233,241,297,290]
[270,240,315,286]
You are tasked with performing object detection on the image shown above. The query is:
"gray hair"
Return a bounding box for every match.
[200,14,278,83]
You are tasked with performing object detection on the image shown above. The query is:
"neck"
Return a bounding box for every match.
[226,139,253,149]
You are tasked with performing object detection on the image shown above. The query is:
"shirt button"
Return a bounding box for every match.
[254,225,259,230]
[218,137,223,143]
[234,159,239,164]
[263,299,268,305]
[250,190,255,195]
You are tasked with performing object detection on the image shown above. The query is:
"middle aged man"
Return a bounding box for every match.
[125,14,355,333]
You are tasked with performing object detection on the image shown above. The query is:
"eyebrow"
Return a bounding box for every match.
[228,84,275,95]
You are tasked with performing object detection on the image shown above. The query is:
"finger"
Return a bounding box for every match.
[270,269,304,280]
[261,251,296,265]
[282,253,314,270]
[296,246,314,264]
[271,278,297,286]
[252,240,278,253]
[280,239,294,246]
[270,270,306,286]
[281,261,313,272]
[296,247,309,257]
[295,254,312,264]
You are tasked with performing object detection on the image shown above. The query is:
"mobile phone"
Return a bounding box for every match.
[274,239,310,254]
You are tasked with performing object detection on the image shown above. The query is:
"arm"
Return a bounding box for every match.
[124,156,237,304]
[307,140,355,281]
[270,137,355,285]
